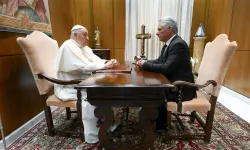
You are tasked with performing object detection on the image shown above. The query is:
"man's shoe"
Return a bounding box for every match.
[155,125,166,131]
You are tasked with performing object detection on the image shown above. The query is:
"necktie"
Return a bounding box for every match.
[163,44,168,56]
[160,44,167,56]
[160,44,167,63]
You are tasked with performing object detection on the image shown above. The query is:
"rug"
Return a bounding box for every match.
[7,103,250,150]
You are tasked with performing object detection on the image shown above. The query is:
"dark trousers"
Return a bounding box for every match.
[156,105,167,130]
[156,87,196,130]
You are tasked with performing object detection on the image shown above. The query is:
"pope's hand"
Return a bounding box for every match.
[104,61,116,69]
[110,59,119,65]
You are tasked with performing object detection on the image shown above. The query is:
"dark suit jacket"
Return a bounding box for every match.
[142,35,196,102]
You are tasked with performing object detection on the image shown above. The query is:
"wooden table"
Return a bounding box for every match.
[75,62,173,150]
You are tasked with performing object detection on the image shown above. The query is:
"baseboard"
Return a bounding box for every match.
[218,86,250,124]
[0,107,57,149]
[220,87,250,106]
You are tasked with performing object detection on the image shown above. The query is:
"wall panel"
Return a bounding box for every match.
[114,49,125,62]
[189,0,207,51]
[114,0,125,49]
[0,55,44,138]
[230,0,250,50]
[224,51,250,97]
[206,0,234,42]
[93,0,114,51]
[0,32,24,56]
[205,0,250,97]
[75,0,93,47]
[48,0,75,46]
[113,0,125,60]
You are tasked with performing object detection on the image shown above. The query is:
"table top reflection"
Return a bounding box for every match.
[75,61,172,89]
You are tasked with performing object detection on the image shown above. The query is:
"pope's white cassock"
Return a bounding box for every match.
[54,39,106,143]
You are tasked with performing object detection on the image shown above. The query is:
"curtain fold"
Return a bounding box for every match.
[125,0,194,61]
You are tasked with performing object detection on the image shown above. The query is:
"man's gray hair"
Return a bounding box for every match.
[70,28,82,39]
[158,16,178,34]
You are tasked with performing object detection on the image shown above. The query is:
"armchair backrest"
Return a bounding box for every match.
[196,34,237,96]
[17,31,58,95]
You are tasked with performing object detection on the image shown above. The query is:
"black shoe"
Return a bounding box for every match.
[108,124,124,138]
[155,129,165,136]
[155,124,166,131]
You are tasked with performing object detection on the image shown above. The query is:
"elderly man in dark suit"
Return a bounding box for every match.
[136,16,196,130]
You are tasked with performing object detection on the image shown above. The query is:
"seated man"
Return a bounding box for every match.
[136,16,196,130]
[54,25,118,143]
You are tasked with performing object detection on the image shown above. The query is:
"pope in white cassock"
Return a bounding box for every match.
[54,25,118,144]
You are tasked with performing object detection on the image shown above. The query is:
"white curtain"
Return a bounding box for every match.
[125,0,194,61]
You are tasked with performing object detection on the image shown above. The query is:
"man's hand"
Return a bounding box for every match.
[136,60,146,68]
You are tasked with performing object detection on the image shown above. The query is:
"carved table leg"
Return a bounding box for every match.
[137,107,158,150]
[94,106,158,150]
[95,106,114,149]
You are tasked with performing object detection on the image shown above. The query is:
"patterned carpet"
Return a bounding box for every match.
[7,102,250,150]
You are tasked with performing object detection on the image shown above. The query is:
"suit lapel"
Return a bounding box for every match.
[159,35,180,63]
[163,35,179,60]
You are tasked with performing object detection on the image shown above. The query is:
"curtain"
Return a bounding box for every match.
[125,0,194,61]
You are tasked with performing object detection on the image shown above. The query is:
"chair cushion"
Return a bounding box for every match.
[47,94,77,109]
[17,31,58,95]
[167,91,211,113]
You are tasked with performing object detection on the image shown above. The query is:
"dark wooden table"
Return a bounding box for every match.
[75,62,173,150]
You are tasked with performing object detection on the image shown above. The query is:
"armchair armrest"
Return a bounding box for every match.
[37,74,82,85]
[172,80,218,105]
[173,80,217,91]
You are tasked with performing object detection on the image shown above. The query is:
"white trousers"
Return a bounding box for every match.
[81,101,99,144]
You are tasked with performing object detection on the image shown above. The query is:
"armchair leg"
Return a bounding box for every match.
[204,110,214,142]
[77,104,84,141]
[167,111,172,129]
[204,95,217,142]
[66,107,71,120]
[165,111,172,142]
[44,106,55,136]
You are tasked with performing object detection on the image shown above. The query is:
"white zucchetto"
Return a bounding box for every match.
[71,25,84,31]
